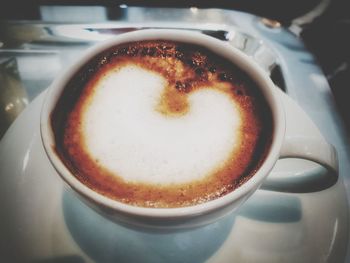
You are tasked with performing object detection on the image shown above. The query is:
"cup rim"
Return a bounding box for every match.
[40,29,285,219]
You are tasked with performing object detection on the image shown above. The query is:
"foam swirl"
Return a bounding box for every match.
[82,65,241,184]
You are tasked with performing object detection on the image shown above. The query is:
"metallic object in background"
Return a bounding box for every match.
[0,57,28,138]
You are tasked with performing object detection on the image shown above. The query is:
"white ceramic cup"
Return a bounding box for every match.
[40,29,338,230]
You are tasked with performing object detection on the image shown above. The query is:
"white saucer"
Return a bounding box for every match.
[0,92,348,263]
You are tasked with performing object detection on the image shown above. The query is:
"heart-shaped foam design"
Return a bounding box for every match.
[82,65,241,184]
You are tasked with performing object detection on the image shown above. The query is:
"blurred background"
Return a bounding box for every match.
[0,0,349,136]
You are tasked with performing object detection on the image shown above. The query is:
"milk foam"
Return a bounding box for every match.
[82,65,241,184]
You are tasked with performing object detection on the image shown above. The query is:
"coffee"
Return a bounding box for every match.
[51,40,273,208]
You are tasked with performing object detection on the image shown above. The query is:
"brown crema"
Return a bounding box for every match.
[51,40,273,208]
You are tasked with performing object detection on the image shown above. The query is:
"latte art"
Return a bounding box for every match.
[83,65,240,184]
[51,40,272,208]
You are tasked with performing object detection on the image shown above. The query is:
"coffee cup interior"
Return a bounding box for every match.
[40,29,286,229]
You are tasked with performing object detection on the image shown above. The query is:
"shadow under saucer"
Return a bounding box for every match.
[62,189,302,263]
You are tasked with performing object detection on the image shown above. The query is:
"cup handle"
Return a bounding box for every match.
[261,89,338,193]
